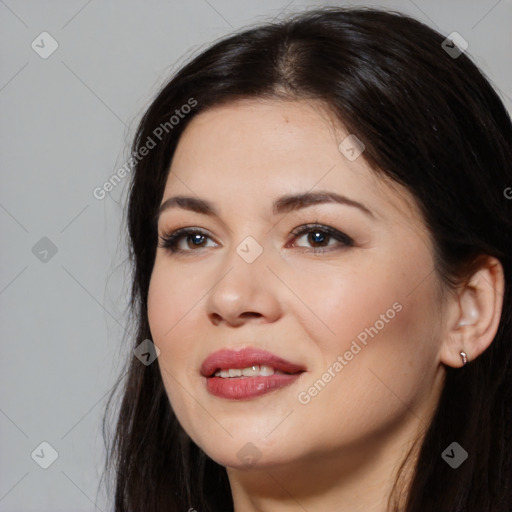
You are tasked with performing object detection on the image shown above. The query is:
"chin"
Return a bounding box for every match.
[188,428,294,469]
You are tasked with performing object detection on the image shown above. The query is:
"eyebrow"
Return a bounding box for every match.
[154,191,375,224]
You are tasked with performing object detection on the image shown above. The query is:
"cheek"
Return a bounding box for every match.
[147,279,165,340]
[147,267,198,421]
[147,264,199,381]
[296,255,440,392]
[287,262,400,355]
[147,258,214,356]
[147,261,199,340]
[310,247,440,355]
[303,276,440,420]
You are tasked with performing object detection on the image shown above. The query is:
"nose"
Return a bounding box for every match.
[205,245,283,327]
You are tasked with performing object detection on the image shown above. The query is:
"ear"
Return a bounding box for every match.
[439,256,505,368]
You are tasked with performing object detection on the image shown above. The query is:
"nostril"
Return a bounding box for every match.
[240,312,262,319]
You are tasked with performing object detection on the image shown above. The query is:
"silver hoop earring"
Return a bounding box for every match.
[460,351,468,366]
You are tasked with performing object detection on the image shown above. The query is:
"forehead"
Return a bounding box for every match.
[162,98,424,226]
[172,98,350,175]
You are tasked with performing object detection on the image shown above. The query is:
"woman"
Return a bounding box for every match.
[101,6,512,511]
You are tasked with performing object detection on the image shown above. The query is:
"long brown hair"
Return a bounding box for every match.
[100,6,512,511]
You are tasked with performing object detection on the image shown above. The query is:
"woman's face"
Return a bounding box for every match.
[148,98,447,471]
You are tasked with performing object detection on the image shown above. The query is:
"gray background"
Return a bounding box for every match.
[1,0,511,510]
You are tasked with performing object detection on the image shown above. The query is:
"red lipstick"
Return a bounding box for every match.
[200,347,305,400]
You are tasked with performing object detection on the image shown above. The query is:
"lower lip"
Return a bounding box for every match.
[205,373,303,400]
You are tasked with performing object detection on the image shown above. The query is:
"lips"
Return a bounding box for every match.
[200,347,306,400]
[200,347,306,377]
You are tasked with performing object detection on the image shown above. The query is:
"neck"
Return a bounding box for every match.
[226,409,429,512]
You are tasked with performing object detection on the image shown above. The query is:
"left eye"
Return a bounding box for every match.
[288,224,354,252]
[158,224,354,254]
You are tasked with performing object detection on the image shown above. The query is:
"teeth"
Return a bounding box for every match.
[214,365,287,378]
[242,365,259,377]
[260,365,275,376]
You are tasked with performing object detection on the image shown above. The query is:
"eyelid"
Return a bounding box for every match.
[289,223,354,247]
[158,226,217,250]
[158,223,354,254]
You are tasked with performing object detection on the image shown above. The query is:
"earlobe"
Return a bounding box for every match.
[440,256,505,368]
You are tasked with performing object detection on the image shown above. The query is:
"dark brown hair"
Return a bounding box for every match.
[101,6,512,511]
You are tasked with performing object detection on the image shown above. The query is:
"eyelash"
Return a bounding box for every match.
[158,223,354,255]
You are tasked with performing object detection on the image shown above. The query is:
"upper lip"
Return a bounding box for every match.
[200,347,306,377]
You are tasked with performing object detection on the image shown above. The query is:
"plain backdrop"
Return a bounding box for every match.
[1,0,511,510]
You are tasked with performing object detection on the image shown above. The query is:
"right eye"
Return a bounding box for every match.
[158,227,217,254]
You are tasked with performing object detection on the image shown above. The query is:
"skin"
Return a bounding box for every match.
[147,98,504,511]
